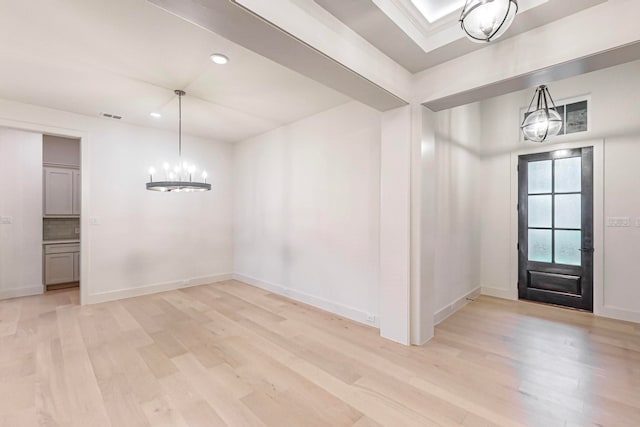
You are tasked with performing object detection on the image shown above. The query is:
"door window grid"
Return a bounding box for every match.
[527,157,582,265]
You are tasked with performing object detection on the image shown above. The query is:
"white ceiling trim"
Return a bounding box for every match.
[373,0,549,54]
[409,0,463,23]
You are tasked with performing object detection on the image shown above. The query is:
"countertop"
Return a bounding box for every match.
[43,239,80,245]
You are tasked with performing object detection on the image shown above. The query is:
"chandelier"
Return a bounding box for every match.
[146,90,211,192]
[460,0,518,43]
[521,85,564,143]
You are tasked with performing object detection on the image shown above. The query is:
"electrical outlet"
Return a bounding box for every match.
[0,216,13,224]
[366,314,376,324]
[89,217,100,225]
[607,217,631,227]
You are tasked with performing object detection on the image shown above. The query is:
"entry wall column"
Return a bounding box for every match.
[380,105,437,345]
[412,105,436,345]
[380,106,412,344]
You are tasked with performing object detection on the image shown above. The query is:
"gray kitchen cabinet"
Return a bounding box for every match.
[44,243,80,285]
[44,167,80,216]
[73,170,81,215]
[45,253,74,285]
[73,251,80,282]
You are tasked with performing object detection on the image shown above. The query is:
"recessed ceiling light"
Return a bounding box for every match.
[210,53,229,65]
[150,112,162,118]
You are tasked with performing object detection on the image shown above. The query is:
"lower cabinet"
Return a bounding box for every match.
[73,252,80,282]
[44,244,80,285]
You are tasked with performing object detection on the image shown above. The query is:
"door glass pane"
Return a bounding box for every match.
[528,160,552,194]
[555,157,581,193]
[528,229,552,263]
[555,194,581,229]
[555,230,582,266]
[528,195,552,228]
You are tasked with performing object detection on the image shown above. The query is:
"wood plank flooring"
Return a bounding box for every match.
[0,280,639,426]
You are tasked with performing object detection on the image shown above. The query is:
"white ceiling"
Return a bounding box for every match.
[409,0,464,23]
[0,0,350,142]
[315,0,607,72]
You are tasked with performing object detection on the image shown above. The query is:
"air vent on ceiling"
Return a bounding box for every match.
[99,112,123,120]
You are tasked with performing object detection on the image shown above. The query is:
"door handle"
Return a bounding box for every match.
[578,248,594,253]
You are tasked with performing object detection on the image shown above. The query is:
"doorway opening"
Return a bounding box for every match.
[518,147,594,311]
[0,125,84,305]
[43,135,81,293]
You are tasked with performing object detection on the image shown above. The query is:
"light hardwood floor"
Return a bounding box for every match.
[1,280,639,427]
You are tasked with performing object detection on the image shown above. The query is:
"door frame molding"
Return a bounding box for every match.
[0,117,89,305]
[507,139,605,316]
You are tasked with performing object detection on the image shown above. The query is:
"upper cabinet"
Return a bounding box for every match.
[43,135,80,217]
[44,167,80,216]
[73,170,81,215]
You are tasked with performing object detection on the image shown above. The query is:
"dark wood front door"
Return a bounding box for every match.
[518,147,594,311]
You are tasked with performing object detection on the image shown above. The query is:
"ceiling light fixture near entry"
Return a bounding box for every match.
[149,112,162,118]
[460,0,518,43]
[521,85,564,143]
[146,90,211,192]
[210,53,229,65]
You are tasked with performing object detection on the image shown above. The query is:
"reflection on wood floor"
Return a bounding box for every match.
[1,280,639,426]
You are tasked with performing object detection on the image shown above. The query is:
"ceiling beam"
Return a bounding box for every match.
[149,0,409,111]
[415,0,640,110]
[424,41,640,111]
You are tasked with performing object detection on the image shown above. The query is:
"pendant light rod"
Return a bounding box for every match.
[175,89,185,158]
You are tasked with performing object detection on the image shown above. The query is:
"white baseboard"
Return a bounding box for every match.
[598,305,640,324]
[85,273,233,304]
[232,273,379,328]
[434,286,481,325]
[481,286,517,301]
[0,285,44,300]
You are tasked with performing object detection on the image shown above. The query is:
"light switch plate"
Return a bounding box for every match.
[89,217,100,225]
[0,216,13,224]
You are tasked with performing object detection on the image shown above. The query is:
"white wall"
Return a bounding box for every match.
[233,101,381,325]
[478,59,640,322]
[0,98,234,303]
[603,136,640,317]
[0,128,43,298]
[430,103,483,323]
